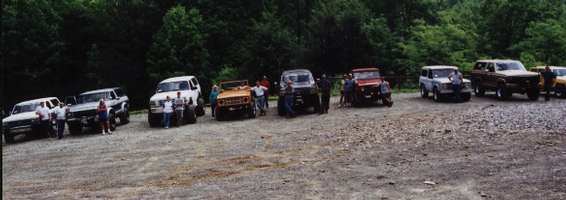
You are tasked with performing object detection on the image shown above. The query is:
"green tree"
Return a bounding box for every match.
[513,19,566,66]
[146,5,209,83]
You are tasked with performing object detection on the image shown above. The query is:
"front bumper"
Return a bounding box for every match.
[67,116,99,127]
[217,104,252,112]
[4,125,34,135]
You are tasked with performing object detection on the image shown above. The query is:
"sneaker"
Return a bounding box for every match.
[102,131,106,135]
[108,130,113,135]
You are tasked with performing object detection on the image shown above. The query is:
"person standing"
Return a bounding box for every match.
[448,69,463,102]
[380,78,393,107]
[252,81,268,116]
[260,76,271,108]
[35,102,52,138]
[542,66,557,101]
[284,80,296,118]
[343,74,355,107]
[53,103,68,139]
[97,99,111,135]
[174,92,186,126]
[209,85,219,117]
[318,74,332,114]
[338,74,346,107]
[162,96,173,129]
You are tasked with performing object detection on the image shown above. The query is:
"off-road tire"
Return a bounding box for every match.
[433,87,441,102]
[527,89,540,101]
[148,114,160,128]
[248,105,256,119]
[120,109,130,124]
[420,85,429,98]
[196,97,205,116]
[215,110,225,121]
[462,92,472,102]
[496,85,510,101]
[109,113,117,131]
[312,94,321,113]
[277,96,286,116]
[185,108,197,124]
[474,84,485,97]
[555,84,566,98]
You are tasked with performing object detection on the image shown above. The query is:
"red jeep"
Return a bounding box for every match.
[351,67,383,105]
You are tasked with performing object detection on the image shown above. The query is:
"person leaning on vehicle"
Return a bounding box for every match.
[542,66,557,101]
[162,96,173,129]
[97,99,111,135]
[318,74,332,114]
[53,103,68,139]
[209,85,219,118]
[35,102,52,138]
[174,91,186,126]
[448,69,463,102]
[260,76,271,108]
[380,78,393,107]
[343,74,355,107]
[338,74,346,107]
[252,81,268,116]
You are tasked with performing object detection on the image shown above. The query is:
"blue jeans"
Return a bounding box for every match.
[284,95,294,115]
[211,102,216,117]
[452,84,461,100]
[57,120,65,139]
[256,96,265,112]
[163,112,172,128]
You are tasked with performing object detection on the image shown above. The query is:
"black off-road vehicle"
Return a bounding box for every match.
[277,69,321,116]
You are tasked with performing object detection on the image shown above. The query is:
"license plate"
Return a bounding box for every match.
[229,107,240,111]
[365,95,372,98]
[11,128,31,133]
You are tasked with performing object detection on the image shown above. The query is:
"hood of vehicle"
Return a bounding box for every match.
[497,70,538,77]
[557,76,566,83]
[69,102,99,112]
[150,91,192,102]
[434,78,471,84]
[2,112,38,123]
[355,79,382,87]
[218,89,250,99]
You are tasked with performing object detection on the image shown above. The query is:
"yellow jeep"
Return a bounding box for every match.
[215,80,256,120]
[531,66,566,98]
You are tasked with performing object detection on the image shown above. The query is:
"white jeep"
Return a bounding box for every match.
[419,66,472,102]
[148,76,205,127]
[2,97,60,143]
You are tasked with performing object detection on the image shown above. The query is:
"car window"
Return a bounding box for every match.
[427,70,433,79]
[191,78,199,86]
[487,63,495,72]
[115,89,124,97]
[45,101,53,109]
[110,92,117,100]
[50,99,60,107]
[421,70,428,77]
[474,62,486,70]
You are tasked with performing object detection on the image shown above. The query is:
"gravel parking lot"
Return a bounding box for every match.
[3,93,566,199]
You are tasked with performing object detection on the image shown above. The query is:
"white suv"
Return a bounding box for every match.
[148,76,205,127]
[2,97,60,143]
[419,66,472,102]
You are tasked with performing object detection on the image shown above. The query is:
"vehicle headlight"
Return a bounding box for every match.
[218,100,224,106]
[243,97,249,103]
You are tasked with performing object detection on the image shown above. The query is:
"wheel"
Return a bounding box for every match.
[148,113,160,128]
[277,96,286,116]
[196,97,205,116]
[109,113,117,131]
[4,133,14,144]
[527,89,540,101]
[215,109,224,121]
[420,85,428,98]
[68,123,82,135]
[120,109,130,124]
[495,85,509,101]
[248,104,256,119]
[555,84,566,98]
[432,87,441,102]
[185,108,197,124]
[473,84,485,97]
[462,93,472,102]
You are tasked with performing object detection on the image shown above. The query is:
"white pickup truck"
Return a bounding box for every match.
[148,76,205,127]
[419,66,472,102]
[2,97,60,143]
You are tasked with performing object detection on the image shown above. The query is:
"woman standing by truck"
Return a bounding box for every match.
[97,99,111,135]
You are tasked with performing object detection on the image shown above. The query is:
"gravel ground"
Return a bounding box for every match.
[3,93,566,199]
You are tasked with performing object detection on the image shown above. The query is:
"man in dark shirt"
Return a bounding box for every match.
[284,80,295,118]
[542,66,557,101]
[343,74,355,107]
[318,74,332,114]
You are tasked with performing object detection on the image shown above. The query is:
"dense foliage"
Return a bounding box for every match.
[2,0,566,110]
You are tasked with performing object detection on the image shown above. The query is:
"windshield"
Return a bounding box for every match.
[156,81,189,93]
[496,62,525,71]
[554,69,566,76]
[78,92,109,104]
[431,69,454,78]
[284,73,311,83]
[12,103,40,114]
[353,71,380,80]
[220,81,248,90]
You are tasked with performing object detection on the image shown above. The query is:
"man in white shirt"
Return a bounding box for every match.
[53,103,68,139]
[448,69,464,101]
[35,102,52,138]
[162,96,174,128]
[252,81,268,116]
